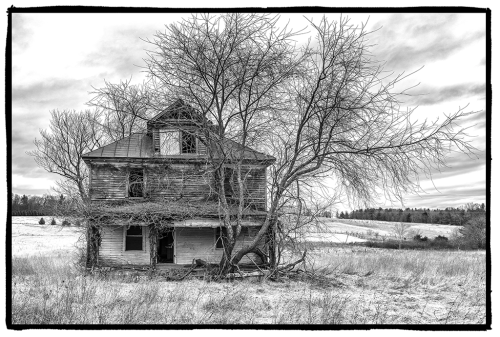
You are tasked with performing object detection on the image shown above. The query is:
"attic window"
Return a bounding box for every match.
[160,130,180,155]
[125,226,143,251]
[128,169,144,198]
[181,131,196,154]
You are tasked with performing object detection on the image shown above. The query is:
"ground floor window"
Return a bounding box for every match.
[125,225,143,251]
[215,226,227,249]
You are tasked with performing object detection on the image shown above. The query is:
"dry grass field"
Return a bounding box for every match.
[11,216,486,325]
[314,218,458,238]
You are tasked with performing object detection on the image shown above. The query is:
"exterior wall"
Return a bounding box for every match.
[175,226,265,265]
[97,225,265,266]
[225,166,267,210]
[89,161,267,209]
[146,163,213,200]
[99,226,151,266]
[90,163,128,199]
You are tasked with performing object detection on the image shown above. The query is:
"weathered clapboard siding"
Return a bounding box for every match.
[99,226,151,265]
[98,224,265,266]
[90,164,128,199]
[225,167,267,210]
[175,226,265,265]
[146,163,213,200]
[89,161,267,209]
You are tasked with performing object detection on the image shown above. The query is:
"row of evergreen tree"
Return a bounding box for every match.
[338,203,486,225]
[10,193,76,216]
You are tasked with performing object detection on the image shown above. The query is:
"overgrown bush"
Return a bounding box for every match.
[62,220,70,226]
[50,218,57,226]
[363,238,457,250]
[434,235,448,242]
[458,217,486,249]
[38,217,45,225]
[413,234,428,242]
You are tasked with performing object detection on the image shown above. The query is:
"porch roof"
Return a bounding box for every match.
[130,219,262,227]
[88,200,268,223]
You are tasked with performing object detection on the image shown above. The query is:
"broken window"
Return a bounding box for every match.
[128,169,144,198]
[181,131,197,154]
[125,226,143,251]
[160,130,180,155]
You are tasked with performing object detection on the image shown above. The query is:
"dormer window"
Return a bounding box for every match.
[160,130,180,155]
[181,131,196,154]
[158,129,197,155]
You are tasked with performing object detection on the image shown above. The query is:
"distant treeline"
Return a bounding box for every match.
[11,193,77,216]
[339,203,486,225]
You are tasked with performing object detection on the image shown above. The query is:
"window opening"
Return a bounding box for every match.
[125,226,143,250]
[215,226,227,249]
[160,130,180,155]
[128,169,144,198]
[181,131,197,154]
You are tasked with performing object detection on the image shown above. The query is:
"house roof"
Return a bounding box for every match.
[82,133,153,159]
[147,99,201,124]
[82,99,275,162]
[82,132,274,161]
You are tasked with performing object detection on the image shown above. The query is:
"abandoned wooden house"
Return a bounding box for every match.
[82,99,275,269]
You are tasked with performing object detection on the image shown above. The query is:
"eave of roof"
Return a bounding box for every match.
[82,133,152,159]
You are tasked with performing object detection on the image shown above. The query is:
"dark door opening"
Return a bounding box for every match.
[158,231,174,263]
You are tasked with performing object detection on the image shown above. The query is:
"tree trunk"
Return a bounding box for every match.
[219,239,235,274]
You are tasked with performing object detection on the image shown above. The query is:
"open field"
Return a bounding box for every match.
[10,216,486,325]
[315,218,458,238]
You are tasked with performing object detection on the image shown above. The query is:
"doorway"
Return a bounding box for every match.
[157,230,175,263]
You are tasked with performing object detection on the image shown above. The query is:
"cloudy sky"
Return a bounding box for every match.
[10,11,487,209]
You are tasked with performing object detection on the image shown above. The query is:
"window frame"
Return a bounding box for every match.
[159,129,181,155]
[180,130,197,155]
[127,168,145,199]
[215,226,226,250]
[123,225,145,252]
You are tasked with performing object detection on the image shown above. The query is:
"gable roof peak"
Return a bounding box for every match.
[148,99,199,124]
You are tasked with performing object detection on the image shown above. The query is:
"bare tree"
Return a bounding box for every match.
[392,222,413,249]
[88,78,151,142]
[145,13,305,273]
[145,14,478,273]
[27,109,104,201]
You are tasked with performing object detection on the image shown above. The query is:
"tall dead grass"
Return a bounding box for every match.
[11,248,486,325]
[307,248,485,286]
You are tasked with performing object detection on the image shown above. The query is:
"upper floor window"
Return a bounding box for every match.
[160,130,180,155]
[181,131,196,154]
[159,129,196,155]
[128,169,144,198]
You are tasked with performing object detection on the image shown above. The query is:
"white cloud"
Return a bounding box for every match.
[12,174,54,192]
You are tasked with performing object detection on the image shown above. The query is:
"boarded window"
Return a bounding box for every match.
[181,131,197,154]
[215,226,227,249]
[160,130,180,155]
[125,226,143,251]
[128,169,144,198]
